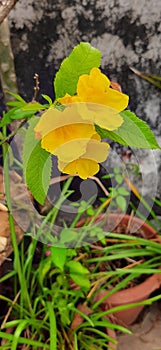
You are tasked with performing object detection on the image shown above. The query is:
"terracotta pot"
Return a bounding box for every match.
[77,214,161,326]
[96,214,161,326]
[70,304,117,350]
[73,214,161,349]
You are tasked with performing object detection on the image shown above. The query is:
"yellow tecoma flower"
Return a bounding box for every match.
[59,67,129,130]
[34,105,98,163]
[58,138,110,179]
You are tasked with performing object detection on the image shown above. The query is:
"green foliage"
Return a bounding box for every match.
[51,246,67,270]
[60,228,78,244]
[116,195,127,212]
[0,91,49,127]
[101,167,129,212]
[0,105,38,127]
[41,94,53,106]
[67,260,90,288]
[96,110,160,149]
[7,91,26,103]
[22,117,52,205]
[22,102,48,111]
[25,141,51,205]
[22,117,39,170]
[54,42,101,98]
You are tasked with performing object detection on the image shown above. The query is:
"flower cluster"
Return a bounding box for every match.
[34,68,129,179]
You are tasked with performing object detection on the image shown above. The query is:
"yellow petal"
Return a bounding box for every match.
[58,93,73,104]
[77,102,124,130]
[84,139,110,163]
[91,133,101,141]
[90,67,111,88]
[58,159,77,175]
[41,123,96,155]
[58,137,110,179]
[76,67,129,112]
[76,159,100,179]
[101,87,129,112]
[34,104,93,139]
[59,158,100,179]
[77,67,110,98]
[58,93,81,105]
[54,138,90,162]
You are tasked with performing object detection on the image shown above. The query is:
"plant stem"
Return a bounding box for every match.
[0,120,26,146]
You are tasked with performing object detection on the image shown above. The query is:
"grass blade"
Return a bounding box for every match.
[47,302,57,350]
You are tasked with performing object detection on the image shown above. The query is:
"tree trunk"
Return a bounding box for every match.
[0,17,17,102]
[0,0,19,24]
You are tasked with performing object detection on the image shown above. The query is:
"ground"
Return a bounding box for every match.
[118,301,161,350]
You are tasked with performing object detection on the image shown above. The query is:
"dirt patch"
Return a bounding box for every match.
[118,301,161,350]
[0,167,23,266]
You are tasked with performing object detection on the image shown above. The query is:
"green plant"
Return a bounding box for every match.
[1,42,161,349]
[100,167,129,212]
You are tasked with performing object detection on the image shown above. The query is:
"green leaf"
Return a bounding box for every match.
[0,107,18,127]
[60,228,78,244]
[47,302,57,350]
[67,260,89,275]
[117,187,129,196]
[25,141,52,205]
[67,260,90,288]
[70,273,90,288]
[7,91,26,103]
[86,206,95,216]
[51,247,67,270]
[109,187,117,198]
[57,299,70,326]
[116,195,127,212]
[54,42,101,98]
[7,101,26,107]
[101,174,113,179]
[38,258,52,286]
[22,117,39,172]
[42,94,53,106]
[114,167,120,174]
[96,110,161,149]
[11,108,36,120]
[22,102,48,111]
[115,174,123,184]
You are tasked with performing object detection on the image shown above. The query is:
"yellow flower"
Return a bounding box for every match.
[77,67,129,111]
[58,138,110,179]
[34,105,98,163]
[59,67,129,130]
[74,102,124,131]
[34,65,129,179]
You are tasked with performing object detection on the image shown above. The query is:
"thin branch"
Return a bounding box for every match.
[50,174,109,197]
[0,119,27,145]
[89,176,109,196]
[32,73,40,102]
[0,0,19,24]
[1,290,20,329]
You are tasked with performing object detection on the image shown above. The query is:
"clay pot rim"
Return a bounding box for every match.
[76,213,157,237]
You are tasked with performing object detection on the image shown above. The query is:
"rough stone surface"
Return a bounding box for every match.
[7,0,161,197]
